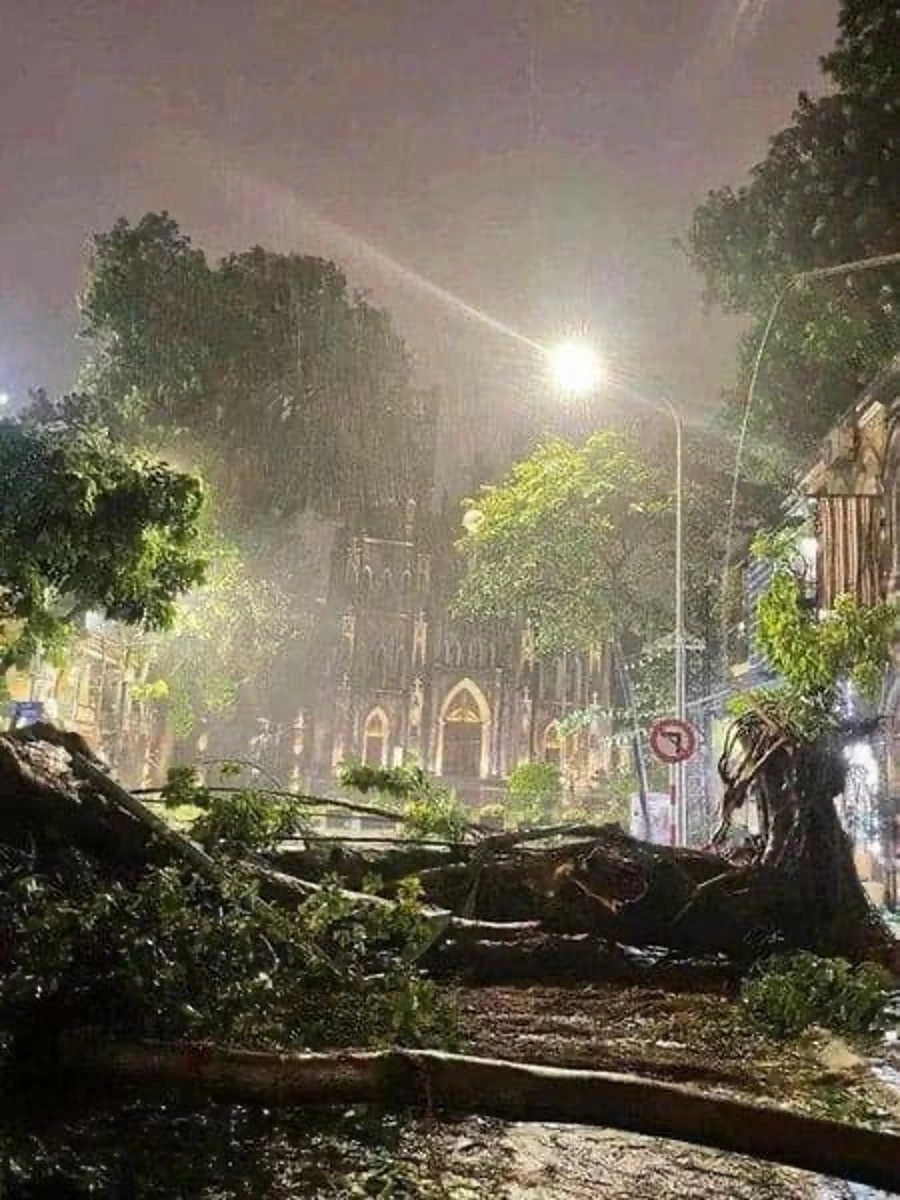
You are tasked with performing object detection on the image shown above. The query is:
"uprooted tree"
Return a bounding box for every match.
[697,531,898,962]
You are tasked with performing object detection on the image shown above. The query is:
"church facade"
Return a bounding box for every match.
[287,499,614,807]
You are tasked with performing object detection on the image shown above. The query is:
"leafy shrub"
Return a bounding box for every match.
[740,952,893,1038]
[476,803,506,830]
[505,761,562,826]
[192,790,307,857]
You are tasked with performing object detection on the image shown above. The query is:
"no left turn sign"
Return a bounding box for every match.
[649,717,698,765]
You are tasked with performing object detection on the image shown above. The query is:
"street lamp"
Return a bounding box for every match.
[547,340,687,844]
[548,341,606,397]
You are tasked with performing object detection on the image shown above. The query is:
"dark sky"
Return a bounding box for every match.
[1,0,838,460]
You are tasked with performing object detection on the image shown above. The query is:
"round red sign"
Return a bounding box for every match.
[649,717,698,765]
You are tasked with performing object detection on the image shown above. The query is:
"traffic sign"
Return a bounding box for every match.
[649,717,697,765]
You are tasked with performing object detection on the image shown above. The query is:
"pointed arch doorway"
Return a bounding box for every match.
[437,679,490,778]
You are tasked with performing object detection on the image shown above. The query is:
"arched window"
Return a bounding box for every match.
[544,723,562,768]
[401,569,412,596]
[452,639,464,668]
[382,568,393,594]
[363,709,388,767]
[361,566,373,596]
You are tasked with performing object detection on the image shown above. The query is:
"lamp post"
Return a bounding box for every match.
[548,342,687,843]
[666,397,687,845]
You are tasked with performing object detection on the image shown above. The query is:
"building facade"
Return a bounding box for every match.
[286,498,614,807]
[4,624,155,782]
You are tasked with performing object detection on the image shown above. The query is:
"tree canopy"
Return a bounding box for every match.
[126,518,297,739]
[0,412,206,672]
[79,212,436,523]
[685,0,900,453]
[455,431,671,658]
[72,213,439,740]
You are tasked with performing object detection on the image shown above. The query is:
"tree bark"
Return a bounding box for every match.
[52,1036,900,1194]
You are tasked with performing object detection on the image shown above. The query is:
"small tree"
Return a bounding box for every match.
[0,415,206,674]
[456,431,671,658]
[456,431,674,827]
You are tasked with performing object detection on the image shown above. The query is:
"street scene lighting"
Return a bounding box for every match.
[548,341,606,397]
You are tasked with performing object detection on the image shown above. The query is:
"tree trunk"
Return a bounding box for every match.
[49,1036,900,1194]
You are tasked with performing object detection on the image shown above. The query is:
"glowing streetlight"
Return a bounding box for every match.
[0,392,9,407]
[548,341,606,397]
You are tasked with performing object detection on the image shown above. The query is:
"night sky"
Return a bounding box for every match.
[1,0,838,459]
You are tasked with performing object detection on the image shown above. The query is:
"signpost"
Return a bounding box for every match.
[649,717,699,846]
[649,716,697,766]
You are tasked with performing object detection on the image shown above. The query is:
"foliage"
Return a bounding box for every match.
[0,415,206,672]
[339,761,426,799]
[0,844,457,1057]
[23,396,305,742]
[136,515,296,737]
[475,803,506,830]
[505,761,563,827]
[732,550,896,740]
[401,786,469,844]
[685,0,900,454]
[339,762,470,843]
[456,431,671,657]
[78,213,435,522]
[741,952,892,1038]
[590,766,654,828]
[159,766,307,856]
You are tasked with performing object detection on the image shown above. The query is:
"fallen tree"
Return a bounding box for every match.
[0,718,896,978]
[38,1037,900,1193]
[3,528,900,988]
